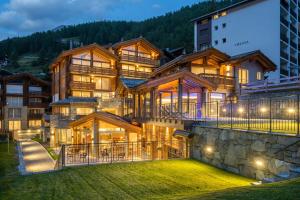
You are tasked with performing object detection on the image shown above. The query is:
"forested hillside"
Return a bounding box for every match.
[0,0,242,77]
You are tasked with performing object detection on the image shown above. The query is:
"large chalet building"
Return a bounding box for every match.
[49,37,276,148]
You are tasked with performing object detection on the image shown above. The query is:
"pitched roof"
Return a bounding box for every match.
[1,72,50,86]
[191,0,256,22]
[51,97,98,106]
[120,78,147,89]
[153,48,229,76]
[137,70,217,91]
[69,111,142,133]
[112,37,163,56]
[50,43,118,68]
[224,50,276,71]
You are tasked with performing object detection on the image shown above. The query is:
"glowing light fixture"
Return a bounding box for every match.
[287,108,295,114]
[238,107,244,113]
[222,108,227,112]
[205,146,213,153]
[260,107,267,113]
[255,159,264,168]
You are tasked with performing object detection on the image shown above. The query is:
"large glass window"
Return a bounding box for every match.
[76,108,94,115]
[94,77,111,90]
[73,75,91,82]
[8,108,21,119]
[29,86,42,93]
[7,97,23,106]
[6,85,23,94]
[238,68,249,84]
[72,91,91,97]
[29,120,42,128]
[8,120,21,131]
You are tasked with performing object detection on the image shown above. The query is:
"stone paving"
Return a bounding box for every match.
[19,140,55,174]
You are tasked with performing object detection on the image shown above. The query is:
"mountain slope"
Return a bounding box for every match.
[0,0,242,77]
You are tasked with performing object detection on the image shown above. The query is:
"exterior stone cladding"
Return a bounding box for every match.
[191,127,300,180]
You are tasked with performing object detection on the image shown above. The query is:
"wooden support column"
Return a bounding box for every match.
[170,92,173,113]
[138,93,141,119]
[90,50,94,67]
[159,92,162,118]
[93,119,99,144]
[132,93,136,118]
[23,78,29,106]
[178,78,183,115]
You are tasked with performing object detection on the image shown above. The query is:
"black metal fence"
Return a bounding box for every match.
[55,140,188,168]
[201,95,300,135]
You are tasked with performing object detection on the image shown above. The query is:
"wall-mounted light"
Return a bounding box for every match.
[260,107,267,113]
[205,146,213,154]
[255,159,264,168]
[222,108,227,112]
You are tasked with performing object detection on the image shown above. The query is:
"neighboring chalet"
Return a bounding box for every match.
[0,70,50,134]
[49,37,276,148]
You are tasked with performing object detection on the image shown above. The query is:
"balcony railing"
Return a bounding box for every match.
[291,9,297,19]
[120,69,151,78]
[28,102,49,108]
[281,0,289,10]
[280,16,289,27]
[290,25,297,35]
[281,34,289,43]
[69,81,96,90]
[281,51,289,60]
[198,74,235,87]
[120,50,159,66]
[291,40,297,49]
[290,55,297,64]
[28,113,43,119]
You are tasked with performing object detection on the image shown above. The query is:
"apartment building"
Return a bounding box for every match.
[49,36,275,147]
[0,70,50,134]
[49,37,162,147]
[193,0,299,80]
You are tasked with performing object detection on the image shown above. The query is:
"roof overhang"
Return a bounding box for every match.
[137,70,217,91]
[50,43,118,69]
[69,112,142,133]
[173,129,194,138]
[1,73,50,86]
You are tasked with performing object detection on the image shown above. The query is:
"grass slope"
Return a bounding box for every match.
[1,142,300,200]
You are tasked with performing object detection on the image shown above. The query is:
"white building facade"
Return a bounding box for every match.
[193,0,299,80]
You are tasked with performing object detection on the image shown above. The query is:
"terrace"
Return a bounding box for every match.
[120,49,159,66]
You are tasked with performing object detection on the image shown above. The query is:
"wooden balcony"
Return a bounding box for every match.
[120,69,151,79]
[28,102,49,108]
[69,81,96,90]
[28,113,43,119]
[70,64,117,76]
[199,74,235,87]
[120,51,159,66]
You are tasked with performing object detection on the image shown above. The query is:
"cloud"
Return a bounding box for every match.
[0,0,125,36]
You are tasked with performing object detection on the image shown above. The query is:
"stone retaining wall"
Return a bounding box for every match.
[191,127,300,180]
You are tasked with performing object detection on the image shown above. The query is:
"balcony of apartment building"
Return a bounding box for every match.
[280,0,289,11]
[280,15,289,28]
[119,49,159,66]
[281,49,289,61]
[69,81,96,91]
[70,57,117,76]
[280,32,289,44]
[290,54,298,64]
[28,112,43,119]
[120,64,152,79]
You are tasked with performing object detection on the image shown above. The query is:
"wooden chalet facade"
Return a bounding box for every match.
[49,38,276,148]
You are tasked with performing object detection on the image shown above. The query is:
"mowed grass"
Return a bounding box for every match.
[1,142,300,200]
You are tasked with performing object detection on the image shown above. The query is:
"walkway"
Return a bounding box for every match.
[19,140,55,174]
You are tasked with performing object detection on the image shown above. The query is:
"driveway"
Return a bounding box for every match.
[19,140,55,173]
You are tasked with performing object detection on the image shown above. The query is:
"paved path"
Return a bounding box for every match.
[19,140,55,173]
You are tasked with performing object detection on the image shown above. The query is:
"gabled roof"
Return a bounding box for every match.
[50,43,118,68]
[70,111,142,133]
[137,70,217,91]
[153,48,229,76]
[191,0,256,22]
[120,78,147,89]
[112,37,163,56]
[51,97,98,106]
[224,50,276,71]
[1,73,50,86]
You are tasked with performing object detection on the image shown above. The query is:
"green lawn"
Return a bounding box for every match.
[1,142,300,200]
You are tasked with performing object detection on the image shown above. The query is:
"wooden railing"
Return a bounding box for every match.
[120,50,159,66]
[69,81,96,90]
[28,113,43,119]
[199,74,235,87]
[120,69,151,78]
[70,64,117,76]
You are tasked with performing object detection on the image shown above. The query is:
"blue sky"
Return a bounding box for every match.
[0,0,200,40]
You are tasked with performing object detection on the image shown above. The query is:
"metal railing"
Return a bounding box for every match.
[58,140,188,167]
[201,96,300,135]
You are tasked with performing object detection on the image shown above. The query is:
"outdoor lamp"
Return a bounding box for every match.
[287,108,295,114]
[255,159,264,168]
[205,146,213,153]
[260,107,267,113]
[238,107,244,113]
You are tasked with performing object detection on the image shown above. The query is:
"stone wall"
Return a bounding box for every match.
[191,127,300,180]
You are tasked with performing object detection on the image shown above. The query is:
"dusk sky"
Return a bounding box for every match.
[0,0,200,40]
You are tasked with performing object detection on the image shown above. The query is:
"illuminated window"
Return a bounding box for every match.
[93,77,111,90]
[191,66,204,75]
[73,75,91,82]
[8,120,21,131]
[76,108,94,115]
[72,91,91,97]
[213,15,219,19]
[29,120,42,128]
[201,19,209,25]
[238,68,249,84]
[257,72,262,80]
